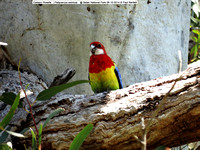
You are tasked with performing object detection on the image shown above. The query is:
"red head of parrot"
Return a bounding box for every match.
[89,41,114,73]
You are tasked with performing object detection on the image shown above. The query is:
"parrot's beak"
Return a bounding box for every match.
[91,47,96,54]
[90,45,96,55]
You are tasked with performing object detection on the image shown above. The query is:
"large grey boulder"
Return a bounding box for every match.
[0,0,191,94]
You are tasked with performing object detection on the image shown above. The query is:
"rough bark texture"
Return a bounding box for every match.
[0,61,200,150]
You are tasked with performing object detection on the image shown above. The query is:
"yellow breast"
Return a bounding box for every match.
[89,66,119,93]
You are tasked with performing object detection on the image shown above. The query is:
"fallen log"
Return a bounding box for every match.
[1,61,200,150]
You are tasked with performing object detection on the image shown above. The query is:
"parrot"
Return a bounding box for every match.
[89,41,123,93]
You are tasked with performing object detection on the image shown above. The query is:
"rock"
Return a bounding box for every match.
[0,0,191,94]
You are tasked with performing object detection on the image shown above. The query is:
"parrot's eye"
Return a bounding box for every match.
[96,44,101,48]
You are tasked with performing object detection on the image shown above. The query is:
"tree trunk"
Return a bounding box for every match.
[1,61,200,150]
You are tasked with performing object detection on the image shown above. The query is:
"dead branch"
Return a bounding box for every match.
[0,61,200,150]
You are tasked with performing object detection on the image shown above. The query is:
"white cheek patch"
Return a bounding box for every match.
[94,49,104,55]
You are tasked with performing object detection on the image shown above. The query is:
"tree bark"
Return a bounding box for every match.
[1,61,200,150]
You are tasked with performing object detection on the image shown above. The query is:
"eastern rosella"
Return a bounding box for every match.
[89,41,123,93]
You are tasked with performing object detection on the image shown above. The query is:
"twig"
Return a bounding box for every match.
[133,135,143,144]
[144,50,184,148]
[141,118,146,150]
[133,50,185,149]
[18,59,38,134]
[133,118,147,150]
